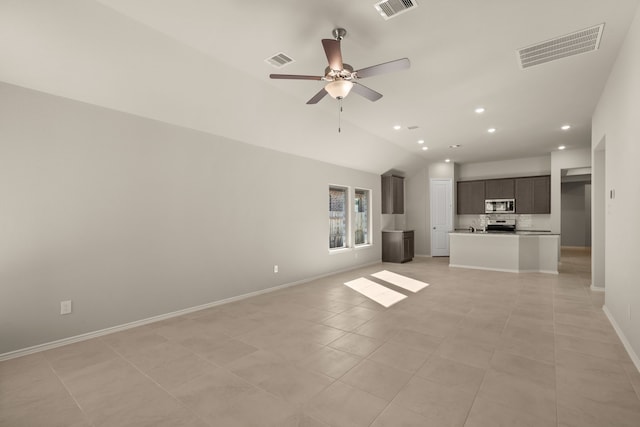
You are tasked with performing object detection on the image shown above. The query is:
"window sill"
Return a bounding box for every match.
[328,247,351,255]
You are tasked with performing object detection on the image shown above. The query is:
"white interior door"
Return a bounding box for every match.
[431,178,453,256]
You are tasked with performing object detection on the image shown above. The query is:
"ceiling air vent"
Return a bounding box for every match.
[517,23,605,70]
[265,52,295,68]
[374,0,418,20]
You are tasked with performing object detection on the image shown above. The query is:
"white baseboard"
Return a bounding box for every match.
[0,260,381,362]
[448,264,557,275]
[590,284,605,292]
[602,305,640,373]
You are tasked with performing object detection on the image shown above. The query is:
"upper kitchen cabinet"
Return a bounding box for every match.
[457,180,485,214]
[485,178,515,199]
[382,175,404,214]
[515,176,550,213]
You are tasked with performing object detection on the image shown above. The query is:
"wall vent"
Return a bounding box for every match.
[517,23,605,69]
[265,52,295,68]
[374,0,418,20]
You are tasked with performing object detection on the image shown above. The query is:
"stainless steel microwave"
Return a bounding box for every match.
[485,199,515,214]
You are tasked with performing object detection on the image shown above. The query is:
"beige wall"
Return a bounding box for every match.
[0,83,382,356]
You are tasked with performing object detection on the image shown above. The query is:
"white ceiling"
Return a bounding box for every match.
[1,0,638,175]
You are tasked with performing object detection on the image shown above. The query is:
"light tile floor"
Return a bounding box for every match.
[2,248,640,426]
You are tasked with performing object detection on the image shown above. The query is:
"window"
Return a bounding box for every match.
[354,189,371,245]
[329,186,348,249]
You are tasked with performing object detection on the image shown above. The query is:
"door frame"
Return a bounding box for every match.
[430,178,453,256]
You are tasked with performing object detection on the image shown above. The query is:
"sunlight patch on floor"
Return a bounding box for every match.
[344,277,407,308]
[371,270,429,292]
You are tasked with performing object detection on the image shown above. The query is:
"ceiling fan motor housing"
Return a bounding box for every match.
[332,28,347,41]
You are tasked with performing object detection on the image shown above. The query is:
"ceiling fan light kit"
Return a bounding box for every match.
[269,28,410,104]
[325,79,354,99]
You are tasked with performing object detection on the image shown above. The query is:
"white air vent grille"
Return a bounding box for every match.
[517,24,604,69]
[265,52,295,68]
[374,0,418,20]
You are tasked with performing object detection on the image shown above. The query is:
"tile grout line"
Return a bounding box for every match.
[43,355,97,427]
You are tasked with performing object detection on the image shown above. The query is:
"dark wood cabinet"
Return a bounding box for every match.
[457,180,485,214]
[382,230,414,263]
[382,175,404,214]
[458,175,550,215]
[485,178,515,199]
[515,176,550,214]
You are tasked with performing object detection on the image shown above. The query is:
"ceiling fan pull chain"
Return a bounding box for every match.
[338,98,343,133]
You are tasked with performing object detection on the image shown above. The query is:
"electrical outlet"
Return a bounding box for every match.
[273,265,279,273]
[60,300,72,315]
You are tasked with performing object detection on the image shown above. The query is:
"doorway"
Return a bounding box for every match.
[560,168,592,247]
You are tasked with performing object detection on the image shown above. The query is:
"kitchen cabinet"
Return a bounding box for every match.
[457,180,485,214]
[382,175,404,214]
[485,178,515,199]
[382,230,414,263]
[515,176,550,213]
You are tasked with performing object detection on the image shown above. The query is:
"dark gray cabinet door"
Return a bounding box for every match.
[515,176,550,214]
[485,178,515,199]
[382,231,414,263]
[532,176,550,213]
[515,178,533,213]
[403,231,414,261]
[381,175,404,214]
[457,181,485,214]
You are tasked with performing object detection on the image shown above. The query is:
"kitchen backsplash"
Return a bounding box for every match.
[457,214,551,231]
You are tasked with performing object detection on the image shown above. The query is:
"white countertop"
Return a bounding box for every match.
[449,230,558,236]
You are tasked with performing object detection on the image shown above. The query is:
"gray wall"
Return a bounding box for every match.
[561,181,592,247]
[0,83,381,355]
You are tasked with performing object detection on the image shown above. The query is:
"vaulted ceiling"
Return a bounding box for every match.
[1,0,638,175]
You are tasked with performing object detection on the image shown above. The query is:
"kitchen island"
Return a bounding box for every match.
[449,231,559,274]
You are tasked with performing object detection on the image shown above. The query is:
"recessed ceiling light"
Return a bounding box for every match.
[561,125,571,130]
[449,144,461,148]
[487,128,496,133]
[393,125,402,130]
[422,146,428,151]
[558,145,566,150]
[475,107,485,114]
[417,139,425,144]
[445,158,451,163]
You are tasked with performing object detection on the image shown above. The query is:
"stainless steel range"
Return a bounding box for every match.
[486,219,516,233]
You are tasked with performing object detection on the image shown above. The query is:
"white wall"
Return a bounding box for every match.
[592,3,640,368]
[0,83,382,356]
[405,167,429,256]
[457,156,550,180]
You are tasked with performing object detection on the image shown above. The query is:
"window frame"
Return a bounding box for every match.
[354,187,372,247]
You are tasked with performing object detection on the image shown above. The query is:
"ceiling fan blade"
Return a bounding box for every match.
[306,88,328,104]
[270,74,323,80]
[352,83,383,102]
[355,58,410,79]
[322,39,343,71]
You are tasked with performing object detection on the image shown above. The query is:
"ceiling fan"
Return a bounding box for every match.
[269,28,410,104]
